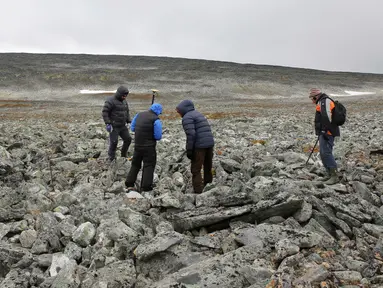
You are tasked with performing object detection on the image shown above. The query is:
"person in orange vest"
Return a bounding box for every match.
[309,88,340,185]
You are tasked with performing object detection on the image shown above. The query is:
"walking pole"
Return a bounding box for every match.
[305,135,320,165]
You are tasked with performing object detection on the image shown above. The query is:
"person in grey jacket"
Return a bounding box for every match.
[102,85,132,162]
[176,99,215,193]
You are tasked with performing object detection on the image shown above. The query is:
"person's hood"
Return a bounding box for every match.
[150,103,163,115]
[115,85,129,101]
[176,100,195,116]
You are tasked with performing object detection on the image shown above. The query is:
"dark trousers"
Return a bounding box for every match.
[125,146,156,191]
[191,147,214,194]
[108,126,132,160]
[319,135,337,169]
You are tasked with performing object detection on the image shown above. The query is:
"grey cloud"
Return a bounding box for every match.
[1,0,383,73]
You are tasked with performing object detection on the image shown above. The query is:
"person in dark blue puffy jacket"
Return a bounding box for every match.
[176,100,214,193]
[125,103,163,192]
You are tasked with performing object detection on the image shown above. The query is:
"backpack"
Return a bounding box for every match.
[327,97,347,126]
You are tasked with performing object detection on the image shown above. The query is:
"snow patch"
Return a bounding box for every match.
[80,90,116,94]
[329,90,376,97]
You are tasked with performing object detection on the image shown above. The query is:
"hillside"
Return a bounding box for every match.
[1,53,383,102]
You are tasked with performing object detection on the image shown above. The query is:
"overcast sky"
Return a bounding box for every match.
[1,0,383,73]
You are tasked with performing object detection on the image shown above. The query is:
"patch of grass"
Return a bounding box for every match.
[0,99,33,108]
[0,103,32,108]
[238,100,315,110]
[160,110,180,120]
[251,139,267,145]
[302,144,319,153]
[99,75,109,81]
[87,93,154,101]
[29,209,41,216]
[239,102,290,109]
[0,99,29,102]
[55,123,69,129]
[129,93,153,100]
[44,73,65,80]
[0,110,93,122]
[159,110,258,120]
[231,84,254,94]
[216,149,224,156]
[205,111,257,119]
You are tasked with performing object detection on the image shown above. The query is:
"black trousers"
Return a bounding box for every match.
[108,126,132,160]
[191,147,214,193]
[125,146,156,191]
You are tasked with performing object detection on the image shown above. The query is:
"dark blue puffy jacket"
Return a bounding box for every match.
[176,100,214,151]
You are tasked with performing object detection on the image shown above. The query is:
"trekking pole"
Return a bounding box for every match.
[305,135,320,165]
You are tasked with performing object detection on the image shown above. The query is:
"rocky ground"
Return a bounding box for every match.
[1,92,383,288]
[1,53,383,288]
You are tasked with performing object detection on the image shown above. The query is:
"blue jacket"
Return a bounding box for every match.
[176,100,214,151]
[131,103,163,142]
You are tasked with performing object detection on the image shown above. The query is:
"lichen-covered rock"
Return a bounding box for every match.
[72,222,96,247]
[19,229,37,248]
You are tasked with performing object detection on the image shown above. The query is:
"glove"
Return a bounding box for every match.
[106,124,113,133]
[186,150,194,160]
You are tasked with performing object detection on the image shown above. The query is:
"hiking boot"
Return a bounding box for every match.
[125,180,135,189]
[319,169,331,181]
[324,168,339,185]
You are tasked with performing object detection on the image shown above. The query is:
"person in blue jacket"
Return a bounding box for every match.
[176,100,215,194]
[125,103,163,192]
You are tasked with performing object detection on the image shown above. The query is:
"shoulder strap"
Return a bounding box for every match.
[325,96,336,103]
